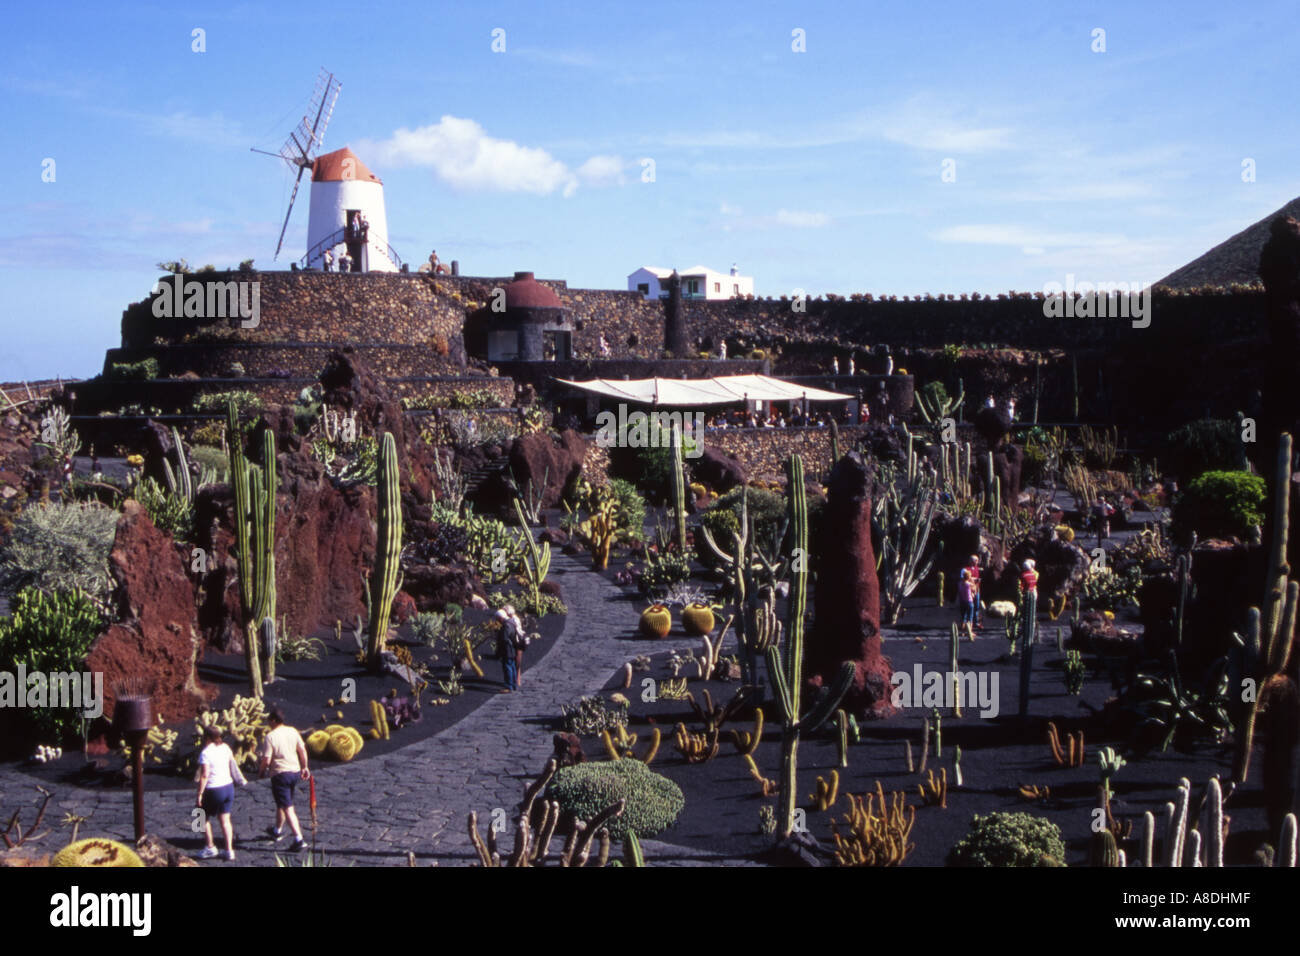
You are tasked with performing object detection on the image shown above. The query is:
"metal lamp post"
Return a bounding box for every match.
[113,691,152,841]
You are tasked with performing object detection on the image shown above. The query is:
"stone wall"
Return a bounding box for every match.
[704,425,873,482]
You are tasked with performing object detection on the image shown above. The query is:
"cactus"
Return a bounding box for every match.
[1141,811,1155,868]
[836,709,850,767]
[226,399,279,696]
[810,770,840,811]
[162,424,193,502]
[1018,585,1037,719]
[699,482,787,688]
[51,838,144,868]
[1166,777,1190,866]
[367,432,403,669]
[829,417,841,467]
[767,455,856,839]
[953,745,963,787]
[369,699,390,740]
[1235,433,1297,783]
[669,421,687,555]
[917,767,947,808]
[1091,829,1121,868]
[949,623,962,717]
[731,708,764,756]
[937,571,945,607]
[624,830,644,867]
[1205,776,1224,867]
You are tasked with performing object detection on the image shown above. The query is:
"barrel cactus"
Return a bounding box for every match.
[681,602,715,636]
[639,604,672,639]
[52,838,145,868]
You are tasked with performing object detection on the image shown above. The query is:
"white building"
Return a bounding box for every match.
[628,264,754,300]
[305,147,399,272]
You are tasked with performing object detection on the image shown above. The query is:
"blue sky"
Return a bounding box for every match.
[2,0,1297,382]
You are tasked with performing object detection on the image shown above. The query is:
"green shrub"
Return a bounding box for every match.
[447,388,504,409]
[0,502,119,604]
[133,476,194,542]
[947,812,1067,867]
[194,390,262,416]
[1171,470,1265,544]
[704,486,786,552]
[0,588,104,744]
[108,358,159,381]
[546,759,684,841]
[607,478,646,542]
[1164,419,1246,480]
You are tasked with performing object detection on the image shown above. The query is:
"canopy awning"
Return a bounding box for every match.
[555,374,853,406]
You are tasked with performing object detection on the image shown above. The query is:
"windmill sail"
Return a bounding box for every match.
[256,69,342,259]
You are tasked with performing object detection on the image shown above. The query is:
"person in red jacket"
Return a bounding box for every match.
[1019,559,1039,594]
[965,554,983,628]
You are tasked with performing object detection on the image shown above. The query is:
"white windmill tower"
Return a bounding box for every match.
[253,70,401,272]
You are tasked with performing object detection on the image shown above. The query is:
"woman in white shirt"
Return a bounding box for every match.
[195,725,247,860]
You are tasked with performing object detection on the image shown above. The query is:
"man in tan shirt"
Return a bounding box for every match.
[259,707,310,852]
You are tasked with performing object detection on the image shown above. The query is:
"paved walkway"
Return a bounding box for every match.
[0,552,755,866]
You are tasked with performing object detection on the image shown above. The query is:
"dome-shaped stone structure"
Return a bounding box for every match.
[464,271,574,362]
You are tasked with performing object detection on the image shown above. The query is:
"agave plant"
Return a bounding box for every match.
[1131,650,1233,752]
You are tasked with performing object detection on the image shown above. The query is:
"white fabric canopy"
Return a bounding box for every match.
[555,374,853,406]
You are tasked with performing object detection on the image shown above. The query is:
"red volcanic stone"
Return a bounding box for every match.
[692,446,748,493]
[85,502,216,735]
[809,451,893,718]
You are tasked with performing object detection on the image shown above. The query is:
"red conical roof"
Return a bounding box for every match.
[311,147,382,185]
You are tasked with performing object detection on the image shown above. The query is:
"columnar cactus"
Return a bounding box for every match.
[367,432,403,668]
[227,400,278,696]
[767,454,855,839]
[1018,585,1037,719]
[699,483,786,687]
[1205,776,1224,867]
[669,421,687,555]
[163,424,192,501]
[1234,432,1298,783]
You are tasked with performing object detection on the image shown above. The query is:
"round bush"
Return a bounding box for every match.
[546,759,684,841]
[1171,470,1265,545]
[947,812,1067,867]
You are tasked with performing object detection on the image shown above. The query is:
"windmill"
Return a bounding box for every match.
[252,69,342,260]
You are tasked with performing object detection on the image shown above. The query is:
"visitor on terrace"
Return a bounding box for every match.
[965,554,983,628]
[1020,559,1038,595]
[957,569,976,640]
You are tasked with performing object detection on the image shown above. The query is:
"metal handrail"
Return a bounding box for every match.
[298,227,403,271]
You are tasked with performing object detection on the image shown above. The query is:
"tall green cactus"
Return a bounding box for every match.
[699,483,786,688]
[163,425,192,502]
[766,454,855,839]
[367,432,404,669]
[1235,433,1297,783]
[1018,585,1037,719]
[829,418,840,468]
[669,421,687,555]
[226,400,278,696]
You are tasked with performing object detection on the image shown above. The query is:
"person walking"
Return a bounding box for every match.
[259,706,310,852]
[957,568,976,641]
[507,605,529,690]
[195,725,247,861]
[965,554,983,629]
[496,608,520,693]
[1020,559,1039,595]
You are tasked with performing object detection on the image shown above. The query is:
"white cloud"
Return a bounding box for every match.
[576,154,626,187]
[363,116,578,196]
[775,209,831,228]
[880,95,1014,153]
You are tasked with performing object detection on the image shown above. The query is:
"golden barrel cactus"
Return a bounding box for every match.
[639,604,672,639]
[52,838,145,868]
[681,602,715,636]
